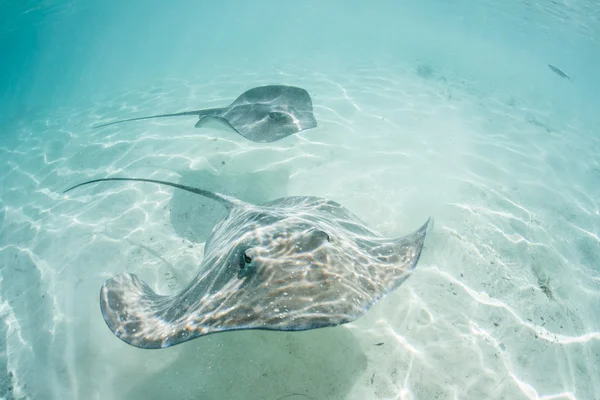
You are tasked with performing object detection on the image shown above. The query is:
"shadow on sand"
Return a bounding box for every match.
[169,167,291,244]
[121,326,366,400]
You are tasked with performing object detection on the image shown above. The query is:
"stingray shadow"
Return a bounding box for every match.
[121,326,366,400]
[169,167,291,244]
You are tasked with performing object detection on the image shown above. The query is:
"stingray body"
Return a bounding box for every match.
[94,85,318,143]
[64,177,432,349]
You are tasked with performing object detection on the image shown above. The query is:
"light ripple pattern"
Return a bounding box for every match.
[0,64,598,400]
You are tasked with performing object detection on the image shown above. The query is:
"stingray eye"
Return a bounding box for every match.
[238,249,256,279]
[269,111,289,121]
[315,230,330,242]
[304,229,331,250]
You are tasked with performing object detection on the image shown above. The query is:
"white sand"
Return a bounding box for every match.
[1,63,599,400]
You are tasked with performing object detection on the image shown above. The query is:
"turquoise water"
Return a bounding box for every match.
[1,1,599,399]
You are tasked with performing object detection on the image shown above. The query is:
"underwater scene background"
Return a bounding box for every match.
[1,1,599,399]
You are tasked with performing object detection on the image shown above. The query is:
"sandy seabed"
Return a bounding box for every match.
[1,63,599,400]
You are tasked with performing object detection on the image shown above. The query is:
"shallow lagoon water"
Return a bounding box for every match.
[1,1,599,399]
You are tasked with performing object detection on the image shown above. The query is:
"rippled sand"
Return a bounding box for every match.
[0,63,598,399]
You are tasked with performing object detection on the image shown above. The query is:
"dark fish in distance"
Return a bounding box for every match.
[548,64,571,80]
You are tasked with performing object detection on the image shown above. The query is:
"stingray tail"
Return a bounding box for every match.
[93,108,222,129]
[100,273,188,349]
[63,177,242,210]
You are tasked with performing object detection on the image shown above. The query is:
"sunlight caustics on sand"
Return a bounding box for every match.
[1,60,598,399]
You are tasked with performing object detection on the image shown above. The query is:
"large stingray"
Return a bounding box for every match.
[93,85,318,143]
[64,177,432,349]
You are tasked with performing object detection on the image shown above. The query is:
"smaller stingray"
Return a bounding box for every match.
[93,85,318,143]
[548,64,571,80]
[64,177,432,349]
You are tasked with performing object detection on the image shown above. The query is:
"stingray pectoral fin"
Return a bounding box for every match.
[370,217,433,303]
[194,115,236,132]
[365,217,432,289]
[426,217,434,234]
[100,273,192,349]
[394,217,432,271]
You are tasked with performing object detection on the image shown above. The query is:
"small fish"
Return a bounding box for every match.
[374,342,384,346]
[547,64,571,80]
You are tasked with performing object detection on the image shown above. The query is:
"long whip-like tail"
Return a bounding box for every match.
[63,177,242,210]
[93,108,222,129]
